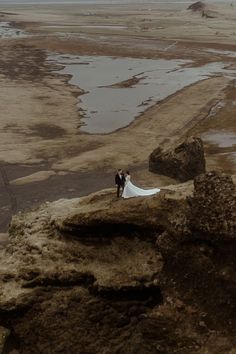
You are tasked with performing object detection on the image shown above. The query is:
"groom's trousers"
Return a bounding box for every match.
[116,184,124,197]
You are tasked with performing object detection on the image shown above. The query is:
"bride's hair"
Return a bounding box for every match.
[126,171,130,175]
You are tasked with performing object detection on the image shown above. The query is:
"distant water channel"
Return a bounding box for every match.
[49,54,236,134]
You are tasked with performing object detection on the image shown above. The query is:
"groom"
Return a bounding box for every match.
[115,169,125,198]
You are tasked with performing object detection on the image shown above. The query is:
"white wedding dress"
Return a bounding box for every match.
[122,175,160,199]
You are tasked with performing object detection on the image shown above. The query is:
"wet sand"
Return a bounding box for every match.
[0,1,236,234]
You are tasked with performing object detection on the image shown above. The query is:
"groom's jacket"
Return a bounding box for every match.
[115,173,125,186]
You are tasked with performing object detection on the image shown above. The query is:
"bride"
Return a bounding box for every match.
[122,171,160,199]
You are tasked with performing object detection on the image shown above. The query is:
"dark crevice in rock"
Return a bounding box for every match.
[22,272,96,288]
[2,330,20,354]
[0,326,10,354]
[89,284,163,307]
[0,301,34,318]
[60,222,162,239]
[180,237,217,251]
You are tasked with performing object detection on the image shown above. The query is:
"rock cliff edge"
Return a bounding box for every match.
[0,172,235,354]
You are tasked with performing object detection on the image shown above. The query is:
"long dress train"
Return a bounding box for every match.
[122,176,160,199]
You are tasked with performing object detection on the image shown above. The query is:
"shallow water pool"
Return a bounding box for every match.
[49,54,236,134]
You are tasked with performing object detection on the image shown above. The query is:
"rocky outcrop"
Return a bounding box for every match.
[157,172,236,336]
[149,136,206,182]
[187,1,218,18]
[188,171,236,238]
[53,188,187,234]
[0,172,235,353]
[187,1,206,12]
[0,190,170,354]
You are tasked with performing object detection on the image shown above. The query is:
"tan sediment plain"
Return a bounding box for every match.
[52,76,230,172]
[0,77,81,164]
[0,1,235,187]
[3,1,236,45]
[0,71,230,175]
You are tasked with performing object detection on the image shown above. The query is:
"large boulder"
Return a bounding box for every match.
[187,1,218,18]
[149,136,206,182]
[187,1,206,12]
[188,171,236,239]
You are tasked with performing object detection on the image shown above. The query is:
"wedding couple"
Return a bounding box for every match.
[115,169,160,199]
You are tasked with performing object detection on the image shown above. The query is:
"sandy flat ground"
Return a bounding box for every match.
[0,1,236,234]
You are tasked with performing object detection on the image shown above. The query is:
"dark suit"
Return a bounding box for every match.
[115,173,125,197]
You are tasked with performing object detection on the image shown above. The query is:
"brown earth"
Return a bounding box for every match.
[0,3,235,231]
